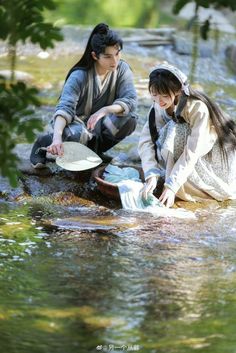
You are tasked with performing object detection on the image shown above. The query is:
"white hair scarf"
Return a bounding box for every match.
[154,63,190,96]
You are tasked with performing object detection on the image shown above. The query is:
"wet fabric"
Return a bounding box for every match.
[103,165,195,218]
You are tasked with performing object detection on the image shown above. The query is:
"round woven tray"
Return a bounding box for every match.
[92,165,144,201]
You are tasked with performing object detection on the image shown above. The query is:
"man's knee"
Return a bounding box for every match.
[92,115,138,154]
[37,133,53,146]
[103,114,137,140]
[114,115,137,140]
[63,124,81,142]
[63,122,92,144]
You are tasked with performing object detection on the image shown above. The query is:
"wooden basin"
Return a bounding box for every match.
[92,165,144,201]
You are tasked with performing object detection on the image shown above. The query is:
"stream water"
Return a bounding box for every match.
[1,27,236,353]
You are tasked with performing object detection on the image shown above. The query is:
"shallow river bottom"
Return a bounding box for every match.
[1,199,236,353]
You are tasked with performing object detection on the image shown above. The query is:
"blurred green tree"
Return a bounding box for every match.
[0,0,63,187]
[46,0,175,28]
[0,0,63,81]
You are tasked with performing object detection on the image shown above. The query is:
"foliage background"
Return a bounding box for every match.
[0,0,63,186]
[44,0,178,28]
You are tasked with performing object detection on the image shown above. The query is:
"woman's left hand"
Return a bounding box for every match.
[159,187,176,208]
[87,108,108,131]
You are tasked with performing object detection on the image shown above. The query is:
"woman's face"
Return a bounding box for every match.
[93,44,121,74]
[150,87,176,109]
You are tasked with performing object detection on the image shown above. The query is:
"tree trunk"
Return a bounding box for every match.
[8,44,16,83]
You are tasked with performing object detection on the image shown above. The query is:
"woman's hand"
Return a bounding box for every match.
[87,108,108,131]
[47,138,64,156]
[140,176,157,200]
[159,187,175,208]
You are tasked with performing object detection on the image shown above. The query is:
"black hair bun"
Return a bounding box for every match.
[96,23,109,35]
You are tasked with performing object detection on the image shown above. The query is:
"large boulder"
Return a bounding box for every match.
[0,70,33,83]
[174,36,213,57]
[0,144,92,200]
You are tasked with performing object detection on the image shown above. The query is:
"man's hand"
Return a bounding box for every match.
[47,138,64,156]
[48,115,66,156]
[159,187,175,208]
[140,176,157,200]
[87,108,108,131]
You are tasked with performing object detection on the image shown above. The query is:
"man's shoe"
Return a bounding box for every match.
[30,142,47,169]
[30,134,53,169]
[31,159,46,169]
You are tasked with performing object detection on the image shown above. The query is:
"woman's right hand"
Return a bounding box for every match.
[47,138,64,156]
[140,176,157,200]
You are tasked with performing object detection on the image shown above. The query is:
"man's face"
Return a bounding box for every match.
[95,44,121,73]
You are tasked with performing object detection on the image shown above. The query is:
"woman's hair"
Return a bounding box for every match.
[149,69,236,163]
[149,68,182,97]
[65,23,123,81]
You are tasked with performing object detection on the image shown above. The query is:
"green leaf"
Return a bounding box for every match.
[0,81,43,187]
[172,0,191,14]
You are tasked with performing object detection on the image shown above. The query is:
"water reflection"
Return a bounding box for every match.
[1,201,236,352]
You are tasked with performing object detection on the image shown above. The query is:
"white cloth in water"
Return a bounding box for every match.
[118,180,195,219]
[103,165,195,219]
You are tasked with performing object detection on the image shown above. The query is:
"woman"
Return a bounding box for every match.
[30,23,137,168]
[138,63,236,207]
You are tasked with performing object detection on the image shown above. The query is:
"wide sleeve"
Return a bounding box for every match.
[113,61,137,115]
[165,100,217,193]
[138,107,166,180]
[53,70,86,125]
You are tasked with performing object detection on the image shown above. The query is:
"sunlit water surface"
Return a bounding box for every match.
[1,199,236,353]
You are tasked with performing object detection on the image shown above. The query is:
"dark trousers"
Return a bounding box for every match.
[32,114,137,156]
